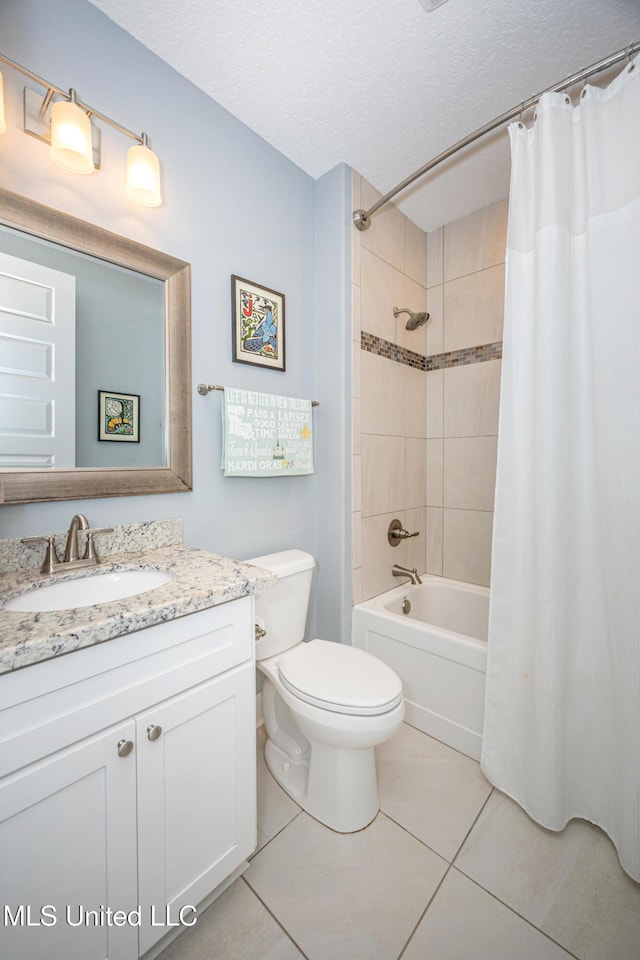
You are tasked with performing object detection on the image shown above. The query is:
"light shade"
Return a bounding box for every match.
[126,141,162,207]
[0,70,6,134]
[49,96,94,174]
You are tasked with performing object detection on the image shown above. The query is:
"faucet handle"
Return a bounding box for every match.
[22,536,60,575]
[83,527,114,562]
[387,518,420,545]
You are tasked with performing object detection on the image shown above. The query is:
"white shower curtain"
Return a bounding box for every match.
[481,59,640,882]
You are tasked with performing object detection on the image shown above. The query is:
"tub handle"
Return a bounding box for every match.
[388,518,419,545]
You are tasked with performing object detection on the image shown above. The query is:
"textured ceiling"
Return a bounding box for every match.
[88,0,639,232]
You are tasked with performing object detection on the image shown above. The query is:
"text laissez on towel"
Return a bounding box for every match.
[221,387,314,476]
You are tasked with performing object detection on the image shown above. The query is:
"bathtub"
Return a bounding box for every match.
[352,576,488,760]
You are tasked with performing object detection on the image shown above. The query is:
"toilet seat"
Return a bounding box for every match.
[278,639,403,717]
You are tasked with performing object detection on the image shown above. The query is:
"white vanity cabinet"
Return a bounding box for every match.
[0,597,257,960]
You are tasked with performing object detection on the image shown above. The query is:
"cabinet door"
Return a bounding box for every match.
[136,663,256,954]
[0,720,138,960]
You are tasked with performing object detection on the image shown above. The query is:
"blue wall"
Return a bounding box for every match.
[0,0,352,642]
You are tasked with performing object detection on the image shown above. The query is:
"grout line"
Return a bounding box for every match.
[448,867,583,960]
[396,861,455,960]
[240,876,312,960]
[450,785,495,864]
[248,805,304,862]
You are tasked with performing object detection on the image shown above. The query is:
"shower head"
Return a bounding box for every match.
[393,306,430,331]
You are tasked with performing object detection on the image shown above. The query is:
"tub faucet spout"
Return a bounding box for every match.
[391,564,422,586]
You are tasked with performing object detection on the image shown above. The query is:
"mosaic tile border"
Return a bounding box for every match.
[426,341,503,371]
[360,331,502,372]
[360,331,426,370]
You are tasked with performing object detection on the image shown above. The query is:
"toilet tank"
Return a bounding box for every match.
[247,550,315,660]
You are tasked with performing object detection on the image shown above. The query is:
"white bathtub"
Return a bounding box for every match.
[352,576,488,760]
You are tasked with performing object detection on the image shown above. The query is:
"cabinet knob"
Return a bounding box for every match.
[117,739,134,758]
[147,724,162,742]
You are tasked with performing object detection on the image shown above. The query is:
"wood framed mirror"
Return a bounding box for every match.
[0,187,192,504]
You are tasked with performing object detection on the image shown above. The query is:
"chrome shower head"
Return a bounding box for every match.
[393,307,430,331]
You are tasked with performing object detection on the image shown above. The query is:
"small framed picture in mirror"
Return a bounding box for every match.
[98,390,140,442]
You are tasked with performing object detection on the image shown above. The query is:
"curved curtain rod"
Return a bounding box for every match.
[353,40,640,231]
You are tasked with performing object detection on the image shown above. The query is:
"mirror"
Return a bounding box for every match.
[0,186,192,504]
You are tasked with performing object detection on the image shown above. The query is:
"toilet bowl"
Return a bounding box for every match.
[249,550,404,832]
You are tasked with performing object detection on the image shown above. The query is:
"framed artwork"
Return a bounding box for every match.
[98,390,140,442]
[231,275,286,371]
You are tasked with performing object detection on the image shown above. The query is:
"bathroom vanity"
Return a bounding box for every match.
[0,540,273,960]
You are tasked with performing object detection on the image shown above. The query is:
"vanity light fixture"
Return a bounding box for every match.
[0,52,162,207]
[126,133,162,207]
[49,88,94,174]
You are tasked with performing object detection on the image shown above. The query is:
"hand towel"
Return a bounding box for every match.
[221,387,314,477]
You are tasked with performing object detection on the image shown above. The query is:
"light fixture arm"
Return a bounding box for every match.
[0,51,146,145]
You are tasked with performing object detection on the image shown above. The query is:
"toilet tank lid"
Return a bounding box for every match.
[246,549,315,578]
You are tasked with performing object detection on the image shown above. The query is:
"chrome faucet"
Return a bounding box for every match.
[22,515,114,575]
[392,564,422,586]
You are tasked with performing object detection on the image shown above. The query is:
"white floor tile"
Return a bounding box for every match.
[402,868,574,960]
[455,790,640,960]
[156,877,304,960]
[255,726,301,853]
[376,723,492,861]
[246,811,447,960]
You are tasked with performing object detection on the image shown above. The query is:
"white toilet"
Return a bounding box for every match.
[249,549,404,832]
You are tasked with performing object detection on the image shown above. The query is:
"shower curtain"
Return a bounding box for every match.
[481,58,640,882]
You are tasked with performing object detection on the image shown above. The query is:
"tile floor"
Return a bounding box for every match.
[159,723,640,960]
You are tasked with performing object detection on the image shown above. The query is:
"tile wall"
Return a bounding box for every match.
[352,169,508,601]
[352,174,428,603]
[424,200,507,587]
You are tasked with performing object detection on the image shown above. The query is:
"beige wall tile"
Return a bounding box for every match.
[405,217,428,286]
[443,509,493,586]
[426,438,443,507]
[352,340,360,399]
[426,369,444,439]
[444,199,508,282]
[426,284,444,356]
[399,276,428,353]
[405,507,427,576]
[362,511,409,600]
[444,264,505,352]
[352,566,362,605]
[404,366,426,439]
[352,171,361,288]
[361,247,405,344]
[352,511,362,569]
[443,360,501,438]
[426,507,443,575]
[405,438,426,509]
[352,455,361,513]
[353,397,361,455]
[444,437,498,512]
[352,223,361,288]
[427,226,444,288]
[361,434,406,517]
[352,169,361,211]
[352,282,361,341]
[361,350,405,437]
[360,179,405,271]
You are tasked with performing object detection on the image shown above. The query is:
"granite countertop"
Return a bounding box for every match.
[0,544,275,675]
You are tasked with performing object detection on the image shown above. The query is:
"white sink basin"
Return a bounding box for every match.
[5,569,174,613]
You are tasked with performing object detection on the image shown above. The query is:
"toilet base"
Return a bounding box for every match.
[264,736,380,833]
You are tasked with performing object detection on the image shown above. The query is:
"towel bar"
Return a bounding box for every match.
[197,383,319,406]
